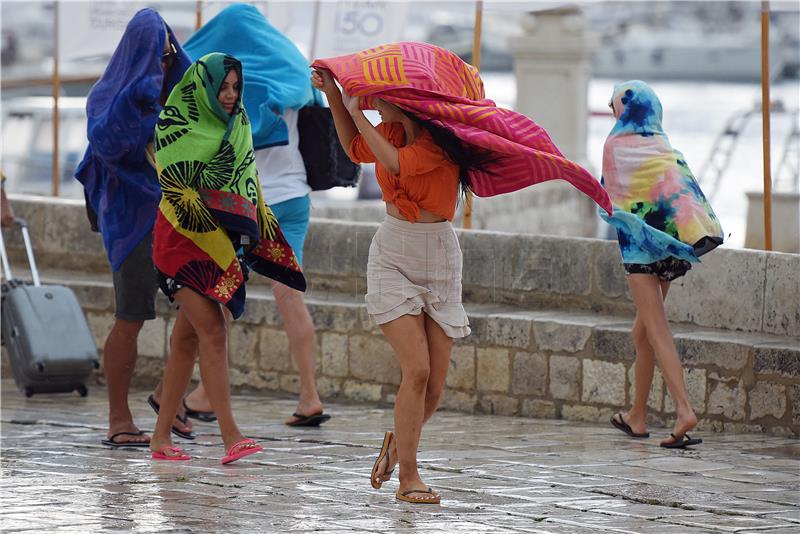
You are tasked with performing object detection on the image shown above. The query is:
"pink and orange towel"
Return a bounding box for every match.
[312,41,612,213]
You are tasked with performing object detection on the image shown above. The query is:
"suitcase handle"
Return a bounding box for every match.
[17,219,41,287]
[0,221,12,282]
[0,218,40,287]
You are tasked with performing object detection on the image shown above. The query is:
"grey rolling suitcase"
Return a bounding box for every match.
[0,219,99,397]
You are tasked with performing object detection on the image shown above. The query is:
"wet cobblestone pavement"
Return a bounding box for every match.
[1,380,799,533]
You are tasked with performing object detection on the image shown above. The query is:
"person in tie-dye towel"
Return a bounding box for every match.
[313,42,611,504]
[600,80,723,449]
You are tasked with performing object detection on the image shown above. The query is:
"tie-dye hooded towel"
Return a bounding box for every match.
[152,53,305,319]
[312,42,612,213]
[74,9,191,271]
[599,80,723,265]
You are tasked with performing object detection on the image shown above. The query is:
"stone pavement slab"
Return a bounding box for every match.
[1,380,798,533]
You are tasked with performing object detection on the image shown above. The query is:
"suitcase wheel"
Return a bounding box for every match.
[77,385,88,397]
[23,387,34,398]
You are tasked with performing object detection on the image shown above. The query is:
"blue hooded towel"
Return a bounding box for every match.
[183,3,316,150]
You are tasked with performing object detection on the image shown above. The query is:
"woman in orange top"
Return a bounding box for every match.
[313,69,490,504]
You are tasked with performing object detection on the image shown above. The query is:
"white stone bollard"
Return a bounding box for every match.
[488,5,600,238]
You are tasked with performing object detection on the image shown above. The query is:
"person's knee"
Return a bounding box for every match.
[403,364,431,392]
[632,321,648,344]
[114,318,145,336]
[272,280,302,304]
[197,322,227,354]
[425,381,445,407]
[170,327,199,355]
[289,319,315,344]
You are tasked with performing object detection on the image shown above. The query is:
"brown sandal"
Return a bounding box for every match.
[370,431,393,489]
[396,487,441,504]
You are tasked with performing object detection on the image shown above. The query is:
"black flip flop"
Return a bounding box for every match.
[286,412,331,427]
[101,431,151,448]
[183,399,217,423]
[660,433,703,449]
[611,413,650,438]
[147,394,196,440]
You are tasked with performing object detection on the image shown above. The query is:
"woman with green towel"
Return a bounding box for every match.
[148,53,305,463]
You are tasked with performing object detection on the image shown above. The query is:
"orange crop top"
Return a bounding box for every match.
[348,122,459,222]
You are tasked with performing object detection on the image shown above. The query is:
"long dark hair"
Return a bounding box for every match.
[403,110,496,198]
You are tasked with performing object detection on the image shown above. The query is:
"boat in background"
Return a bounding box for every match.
[592,23,787,82]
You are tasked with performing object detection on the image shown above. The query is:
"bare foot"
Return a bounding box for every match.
[661,410,698,446]
[107,422,150,445]
[151,392,194,435]
[220,437,262,464]
[149,435,185,457]
[284,399,324,425]
[380,435,398,482]
[221,432,249,453]
[617,410,648,435]
[184,390,213,413]
[372,432,397,486]
[397,482,440,503]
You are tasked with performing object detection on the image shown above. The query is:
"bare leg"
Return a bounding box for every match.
[183,313,232,414]
[151,381,193,434]
[183,283,322,425]
[183,382,211,413]
[149,307,198,456]
[180,291,252,451]
[422,314,453,419]
[104,319,150,444]
[151,290,254,456]
[271,281,323,423]
[382,314,452,479]
[380,313,440,500]
[627,275,698,443]
[616,281,670,435]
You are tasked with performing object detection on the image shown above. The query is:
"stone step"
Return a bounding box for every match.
[6,196,800,340]
[4,266,798,436]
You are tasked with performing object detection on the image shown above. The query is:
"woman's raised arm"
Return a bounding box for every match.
[311,70,359,153]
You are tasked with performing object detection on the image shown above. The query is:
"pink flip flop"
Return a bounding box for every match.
[221,438,263,465]
[151,446,191,461]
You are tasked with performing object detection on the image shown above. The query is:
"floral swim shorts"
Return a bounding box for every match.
[624,256,692,282]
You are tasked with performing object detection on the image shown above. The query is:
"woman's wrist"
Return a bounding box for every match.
[325,88,343,102]
[350,109,368,122]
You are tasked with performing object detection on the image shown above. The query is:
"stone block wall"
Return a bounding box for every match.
[2,195,798,436]
[300,218,799,338]
[6,195,797,338]
[54,282,798,436]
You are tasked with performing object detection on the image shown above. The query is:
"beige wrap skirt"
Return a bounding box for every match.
[366,215,470,338]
